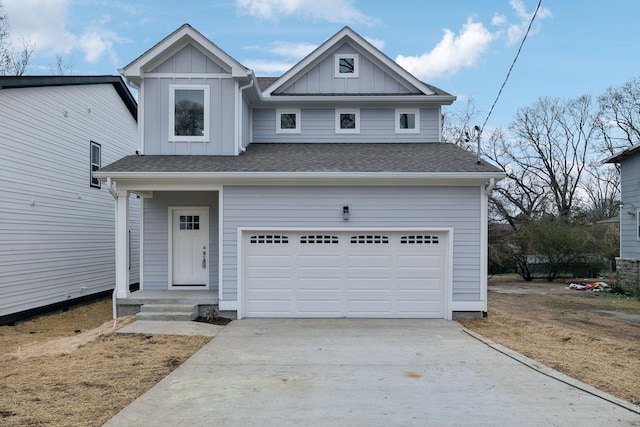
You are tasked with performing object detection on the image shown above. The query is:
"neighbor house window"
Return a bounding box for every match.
[395,109,420,133]
[276,109,301,134]
[335,109,360,133]
[334,53,359,78]
[90,141,101,188]
[169,85,210,142]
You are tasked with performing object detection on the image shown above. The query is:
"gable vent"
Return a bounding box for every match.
[249,235,289,244]
[400,235,439,244]
[300,235,339,244]
[350,235,389,244]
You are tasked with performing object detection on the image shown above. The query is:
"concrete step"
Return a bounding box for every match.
[136,304,198,321]
[136,311,197,321]
[140,304,197,313]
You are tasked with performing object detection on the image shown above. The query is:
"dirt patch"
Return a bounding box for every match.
[459,279,640,405]
[0,300,212,427]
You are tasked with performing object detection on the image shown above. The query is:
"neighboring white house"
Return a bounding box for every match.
[0,76,140,324]
[605,145,640,295]
[96,25,505,320]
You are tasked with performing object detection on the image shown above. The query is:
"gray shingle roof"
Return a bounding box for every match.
[99,143,503,174]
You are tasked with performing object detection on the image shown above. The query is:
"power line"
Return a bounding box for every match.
[480,0,543,133]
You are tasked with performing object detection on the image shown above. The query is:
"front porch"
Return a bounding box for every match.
[117,290,221,318]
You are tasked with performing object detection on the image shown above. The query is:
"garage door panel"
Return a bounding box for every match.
[243,231,447,318]
[297,278,342,290]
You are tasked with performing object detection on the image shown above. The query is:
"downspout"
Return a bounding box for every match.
[106,178,119,320]
[237,74,255,153]
[484,178,496,196]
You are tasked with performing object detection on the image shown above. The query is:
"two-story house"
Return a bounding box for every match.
[0,76,140,325]
[605,146,640,296]
[96,24,504,320]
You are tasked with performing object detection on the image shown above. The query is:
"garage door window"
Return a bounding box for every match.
[350,235,389,244]
[400,235,439,244]
[300,235,339,244]
[249,235,289,244]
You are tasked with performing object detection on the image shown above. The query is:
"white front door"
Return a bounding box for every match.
[170,208,209,288]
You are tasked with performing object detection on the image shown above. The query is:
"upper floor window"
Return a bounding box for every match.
[335,109,360,134]
[334,53,359,78]
[90,141,101,188]
[276,109,301,134]
[395,108,420,134]
[169,85,210,142]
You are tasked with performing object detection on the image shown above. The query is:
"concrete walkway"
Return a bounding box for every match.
[105,319,640,426]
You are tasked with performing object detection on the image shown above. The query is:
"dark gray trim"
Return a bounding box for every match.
[0,75,137,120]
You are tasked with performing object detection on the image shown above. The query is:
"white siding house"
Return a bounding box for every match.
[0,76,140,324]
[96,25,505,320]
[605,146,640,295]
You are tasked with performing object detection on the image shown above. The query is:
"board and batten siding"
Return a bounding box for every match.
[276,42,418,95]
[252,108,440,143]
[142,44,236,156]
[222,186,482,302]
[620,156,640,259]
[0,84,139,319]
[142,191,219,291]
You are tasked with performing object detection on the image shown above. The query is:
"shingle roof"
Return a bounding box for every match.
[99,143,503,174]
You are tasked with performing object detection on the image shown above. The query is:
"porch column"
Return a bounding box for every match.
[115,190,130,299]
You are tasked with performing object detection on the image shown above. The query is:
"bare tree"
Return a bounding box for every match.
[441,97,482,150]
[8,37,34,75]
[0,2,35,76]
[48,54,75,75]
[502,96,596,217]
[598,77,640,156]
[575,163,620,222]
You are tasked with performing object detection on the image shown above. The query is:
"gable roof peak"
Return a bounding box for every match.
[121,23,249,86]
[262,26,452,100]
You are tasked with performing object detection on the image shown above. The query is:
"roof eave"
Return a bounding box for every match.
[94,171,505,182]
[259,94,457,105]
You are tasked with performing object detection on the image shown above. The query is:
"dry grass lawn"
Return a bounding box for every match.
[0,299,210,426]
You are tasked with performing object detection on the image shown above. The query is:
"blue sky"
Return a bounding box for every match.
[4,0,639,131]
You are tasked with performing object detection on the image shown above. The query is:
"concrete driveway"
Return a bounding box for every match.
[105,319,640,426]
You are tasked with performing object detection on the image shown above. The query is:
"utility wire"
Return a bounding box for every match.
[480,0,543,133]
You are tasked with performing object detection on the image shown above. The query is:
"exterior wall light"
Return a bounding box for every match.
[342,205,350,220]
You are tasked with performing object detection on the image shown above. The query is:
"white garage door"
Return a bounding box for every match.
[242,231,448,318]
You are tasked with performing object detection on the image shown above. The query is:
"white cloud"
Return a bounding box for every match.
[395,1,552,80]
[234,0,379,25]
[3,0,129,66]
[264,42,318,60]
[501,0,552,46]
[396,18,495,81]
[364,36,385,51]
[242,59,295,75]
[242,41,316,74]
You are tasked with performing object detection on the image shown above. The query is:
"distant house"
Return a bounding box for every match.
[96,25,505,320]
[0,76,140,324]
[605,146,640,295]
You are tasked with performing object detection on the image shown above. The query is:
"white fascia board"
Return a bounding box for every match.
[259,94,456,105]
[95,172,506,191]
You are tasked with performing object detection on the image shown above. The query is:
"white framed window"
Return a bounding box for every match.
[335,109,360,133]
[90,141,101,188]
[395,108,420,133]
[276,109,301,134]
[334,53,359,78]
[169,85,210,142]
